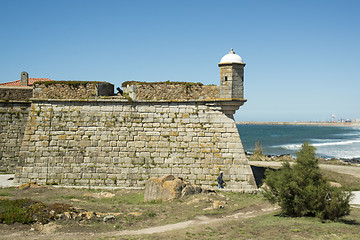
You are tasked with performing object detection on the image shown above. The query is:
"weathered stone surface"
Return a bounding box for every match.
[10,99,256,191]
[145,175,174,201]
[145,175,202,201]
[103,215,116,222]
[83,192,115,199]
[33,82,114,99]
[122,82,220,100]
[0,102,30,173]
[203,200,227,210]
[18,182,43,190]
[79,211,96,220]
[0,87,32,101]
[219,62,245,99]
[127,212,142,217]
[63,212,73,219]
[181,185,196,197]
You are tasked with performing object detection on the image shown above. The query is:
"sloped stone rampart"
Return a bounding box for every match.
[0,102,31,172]
[14,99,256,191]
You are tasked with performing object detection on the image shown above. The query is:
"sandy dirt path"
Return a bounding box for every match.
[101,205,279,238]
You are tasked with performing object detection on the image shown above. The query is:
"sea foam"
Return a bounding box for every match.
[280,139,360,150]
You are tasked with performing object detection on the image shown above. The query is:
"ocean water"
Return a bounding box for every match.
[236,124,360,161]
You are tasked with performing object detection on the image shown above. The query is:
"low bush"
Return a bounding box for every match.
[0,199,72,224]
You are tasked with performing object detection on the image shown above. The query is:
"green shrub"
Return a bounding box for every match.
[263,142,352,221]
[0,199,72,224]
[0,199,41,224]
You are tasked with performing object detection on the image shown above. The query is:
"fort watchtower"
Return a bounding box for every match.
[219,49,245,99]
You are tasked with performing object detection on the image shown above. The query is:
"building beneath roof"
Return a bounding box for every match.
[0,71,54,101]
[0,71,52,87]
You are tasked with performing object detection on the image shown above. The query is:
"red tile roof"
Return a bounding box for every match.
[0,78,52,87]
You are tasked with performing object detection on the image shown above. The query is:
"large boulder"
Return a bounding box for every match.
[144,175,201,202]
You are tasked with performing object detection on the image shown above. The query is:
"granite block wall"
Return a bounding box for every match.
[14,99,256,191]
[0,102,31,172]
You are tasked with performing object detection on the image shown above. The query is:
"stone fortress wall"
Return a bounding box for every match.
[0,102,31,172]
[1,49,257,191]
[14,98,255,191]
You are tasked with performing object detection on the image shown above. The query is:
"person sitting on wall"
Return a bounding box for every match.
[217,171,225,189]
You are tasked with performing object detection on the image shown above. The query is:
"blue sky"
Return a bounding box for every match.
[1,0,359,121]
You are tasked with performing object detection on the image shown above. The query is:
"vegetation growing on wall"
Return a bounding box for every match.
[121,80,204,88]
[36,81,108,86]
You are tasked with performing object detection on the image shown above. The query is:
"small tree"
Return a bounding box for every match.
[263,142,352,220]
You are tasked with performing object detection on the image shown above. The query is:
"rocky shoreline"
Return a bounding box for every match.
[246,152,360,165]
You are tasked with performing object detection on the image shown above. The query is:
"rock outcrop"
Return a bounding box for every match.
[144,175,202,202]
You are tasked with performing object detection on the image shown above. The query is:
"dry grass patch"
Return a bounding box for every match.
[0,186,266,235]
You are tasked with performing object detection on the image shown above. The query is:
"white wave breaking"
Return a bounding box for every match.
[279,139,360,150]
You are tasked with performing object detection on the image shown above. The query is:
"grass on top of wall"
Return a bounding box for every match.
[35,81,109,86]
[121,80,204,88]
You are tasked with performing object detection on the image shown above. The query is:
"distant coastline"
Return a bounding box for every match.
[236,121,360,127]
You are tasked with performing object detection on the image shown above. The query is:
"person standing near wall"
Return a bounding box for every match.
[217,171,225,189]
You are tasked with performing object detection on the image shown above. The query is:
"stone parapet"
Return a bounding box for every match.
[0,86,33,101]
[33,81,114,99]
[123,82,220,100]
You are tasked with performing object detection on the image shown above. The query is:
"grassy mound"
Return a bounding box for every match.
[0,198,71,224]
